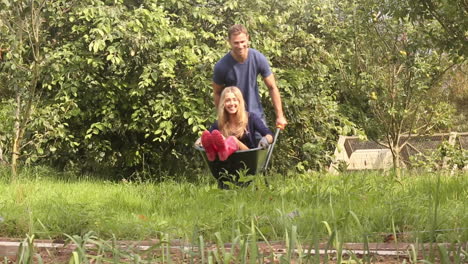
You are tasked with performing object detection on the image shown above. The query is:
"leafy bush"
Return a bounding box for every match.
[411,141,468,172]
[1,0,463,177]
[0,99,14,166]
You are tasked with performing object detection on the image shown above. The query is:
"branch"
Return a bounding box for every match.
[385,133,393,150]
[0,145,4,163]
[429,59,465,88]
[372,21,393,53]
[399,131,414,149]
[420,0,459,38]
[406,110,436,135]
[375,138,390,149]
[403,105,420,138]
[19,139,35,150]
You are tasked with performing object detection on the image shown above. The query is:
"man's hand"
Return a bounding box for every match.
[276,115,288,130]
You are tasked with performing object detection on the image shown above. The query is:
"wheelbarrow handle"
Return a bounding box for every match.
[263,126,282,173]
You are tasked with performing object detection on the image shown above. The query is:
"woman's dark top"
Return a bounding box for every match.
[209,112,273,149]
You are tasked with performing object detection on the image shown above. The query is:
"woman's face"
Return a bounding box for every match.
[224,92,239,115]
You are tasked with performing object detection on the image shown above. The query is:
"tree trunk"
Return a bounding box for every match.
[11,93,23,179]
[0,144,4,165]
[391,146,402,179]
[9,0,43,180]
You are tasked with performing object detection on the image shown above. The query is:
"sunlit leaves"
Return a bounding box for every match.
[1,0,463,176]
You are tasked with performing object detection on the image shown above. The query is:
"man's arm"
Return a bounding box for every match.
[212,82,224,109]
[263,74,287,128]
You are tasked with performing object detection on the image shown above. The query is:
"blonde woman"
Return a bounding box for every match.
[196,86,273,161]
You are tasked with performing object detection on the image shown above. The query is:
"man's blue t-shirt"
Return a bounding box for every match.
[209,112,273,149]
[213,48,272,120]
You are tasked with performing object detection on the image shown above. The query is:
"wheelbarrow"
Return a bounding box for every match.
[195,127,281,189]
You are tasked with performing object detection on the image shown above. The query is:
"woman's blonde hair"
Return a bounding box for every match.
[217,86,248,139]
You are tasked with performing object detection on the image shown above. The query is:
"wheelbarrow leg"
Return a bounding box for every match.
[262,127,281,186]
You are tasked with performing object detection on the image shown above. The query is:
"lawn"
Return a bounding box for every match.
[1,166,466,246]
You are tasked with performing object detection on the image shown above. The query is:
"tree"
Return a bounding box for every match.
[397,0,468,57]
[332,0,456,176]
[0,0,48,178]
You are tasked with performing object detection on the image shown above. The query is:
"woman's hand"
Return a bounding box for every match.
[258,137,270,149]
[194,138,202,147]
[258,134,273,149]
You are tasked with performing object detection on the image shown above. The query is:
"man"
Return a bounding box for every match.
[212,24,288,129]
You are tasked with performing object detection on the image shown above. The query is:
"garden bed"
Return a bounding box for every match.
[1,237,466,263]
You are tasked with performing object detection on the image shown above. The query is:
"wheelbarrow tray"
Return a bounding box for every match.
[194,146,268,179]
[194,128,280,188]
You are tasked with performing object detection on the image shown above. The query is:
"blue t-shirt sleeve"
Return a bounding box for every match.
[256,52,272,78]
[213,62,224,85]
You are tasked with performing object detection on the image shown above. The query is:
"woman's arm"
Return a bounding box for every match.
[250,113,274,138]
[235,137,249,150]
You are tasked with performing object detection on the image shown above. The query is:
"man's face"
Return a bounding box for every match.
[229,33,249,58]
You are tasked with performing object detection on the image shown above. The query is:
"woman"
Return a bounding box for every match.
[196,86,273,161]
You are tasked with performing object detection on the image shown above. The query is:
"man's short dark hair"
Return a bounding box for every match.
[228,24,249,39]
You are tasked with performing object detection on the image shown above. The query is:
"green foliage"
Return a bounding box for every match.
[0,0,353,176]
[411,140,468,171]
[219,0,361,172]
[325,0,458,171]
[0,0,465,176]
[394,0,468,58]
[2,0,219,176]
[0,100,14,165]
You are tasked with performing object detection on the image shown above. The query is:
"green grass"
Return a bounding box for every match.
[0,166,467,245]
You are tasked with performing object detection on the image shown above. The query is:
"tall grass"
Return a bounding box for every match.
[7,226,468,263]
[0,166,466,245]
